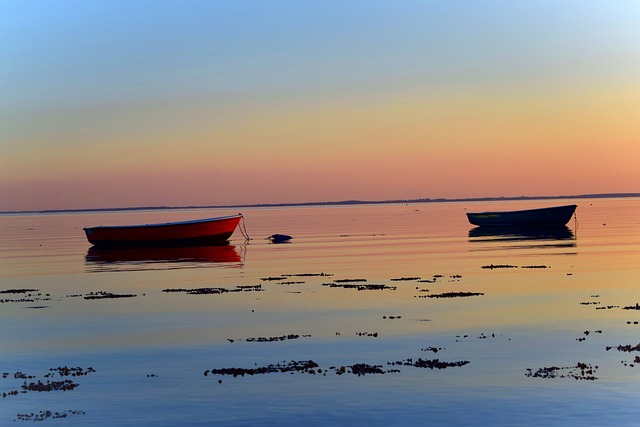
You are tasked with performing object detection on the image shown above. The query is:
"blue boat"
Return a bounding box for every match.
[466,204,577,227]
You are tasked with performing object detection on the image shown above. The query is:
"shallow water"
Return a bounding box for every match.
[1,198,639,425]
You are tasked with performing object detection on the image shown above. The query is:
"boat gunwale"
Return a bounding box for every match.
[83,214,242,231]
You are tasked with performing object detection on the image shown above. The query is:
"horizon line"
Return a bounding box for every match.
[1,192,638,216]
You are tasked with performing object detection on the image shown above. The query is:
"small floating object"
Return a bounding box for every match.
[268,234,292,243]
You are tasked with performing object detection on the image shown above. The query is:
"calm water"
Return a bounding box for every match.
[1,198,639,426]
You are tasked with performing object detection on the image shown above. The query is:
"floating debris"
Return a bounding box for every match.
[268,234,292,243]
[260,276,287,281]
[390,277,421,282]
[334,278,367,283]
[382,315,402,320]
[622,303,640,310]
[525,362,598,380]
[521,265,549,269]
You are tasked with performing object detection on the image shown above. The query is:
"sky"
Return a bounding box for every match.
[1,0,639,211]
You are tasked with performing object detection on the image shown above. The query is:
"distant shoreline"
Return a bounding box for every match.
[1,193,638,215]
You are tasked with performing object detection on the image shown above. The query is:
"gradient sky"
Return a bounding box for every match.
[1,0,639,211]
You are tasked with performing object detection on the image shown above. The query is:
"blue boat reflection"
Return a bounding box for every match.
[468,225,576,252]
[469,225,574,241]
[85,244,243,272]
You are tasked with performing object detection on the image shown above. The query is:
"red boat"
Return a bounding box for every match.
[84,214,243,247]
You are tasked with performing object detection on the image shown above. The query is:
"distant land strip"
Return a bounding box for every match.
[1,193,639,215]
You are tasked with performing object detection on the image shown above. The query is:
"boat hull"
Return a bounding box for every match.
[466,205,577,227]
[84,214,242,248]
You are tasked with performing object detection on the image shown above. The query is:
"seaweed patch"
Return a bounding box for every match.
[15,410,85,422]
[387,358,470,369]
[482,264,517,269]
[322,283,396,291]
[205,356,470,381]
[235,334,311,343]
[205,360,320,378]
[606,343,640,352]
[283,273,333,277]
[525,362,598,380]
[576,330,602,342]
[0,289,52,304]
[1,367,95,399]
[163,285,262,295]
[84,291,137,300]
[427,292,484,298]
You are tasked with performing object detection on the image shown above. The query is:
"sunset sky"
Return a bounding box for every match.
[1,1,639,211]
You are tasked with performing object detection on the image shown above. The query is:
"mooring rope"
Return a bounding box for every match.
[238,213,251,241]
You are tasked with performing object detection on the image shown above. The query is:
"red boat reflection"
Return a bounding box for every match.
[86,244,242,266]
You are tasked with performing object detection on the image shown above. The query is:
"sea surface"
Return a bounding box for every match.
[1,198,639,426]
